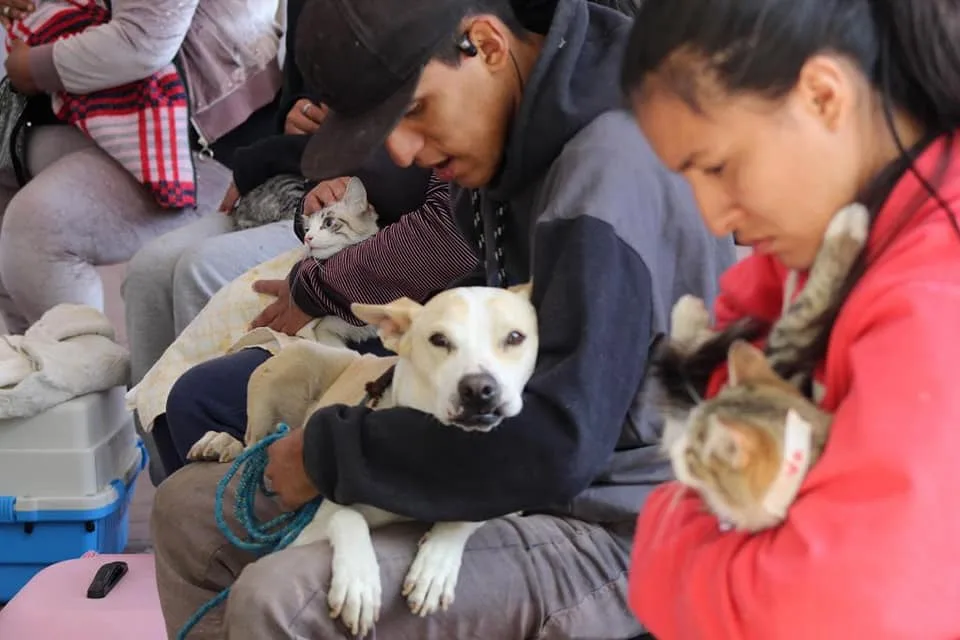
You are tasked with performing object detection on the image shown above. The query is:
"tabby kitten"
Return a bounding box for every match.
[300,176,379,259]
[231,174,308,231]
[293,176,380,347]
[650,203,870,532]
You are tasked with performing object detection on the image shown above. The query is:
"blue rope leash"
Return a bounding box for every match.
[176,424,321,639]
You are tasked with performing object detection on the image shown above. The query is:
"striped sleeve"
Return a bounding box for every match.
[288,174,481,324]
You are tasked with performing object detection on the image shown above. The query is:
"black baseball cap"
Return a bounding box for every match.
[295,0,472,181]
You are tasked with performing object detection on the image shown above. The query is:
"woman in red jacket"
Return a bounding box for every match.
[620,0,960,638]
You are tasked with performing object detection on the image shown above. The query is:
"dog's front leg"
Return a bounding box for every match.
[293,501,382,637]
[402,520,486,616]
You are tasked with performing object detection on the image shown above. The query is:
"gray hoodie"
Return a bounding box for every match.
[303,0,735,525]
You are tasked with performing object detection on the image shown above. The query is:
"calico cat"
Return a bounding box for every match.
[649,202,870,532]
[294,176,381,348]
[231,174,308,231]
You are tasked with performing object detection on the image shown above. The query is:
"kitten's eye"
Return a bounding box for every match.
[323,217,335,228]
[504,330,526,347]
[428,332,452,350]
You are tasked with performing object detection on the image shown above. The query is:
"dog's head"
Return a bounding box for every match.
[352,283,538,431]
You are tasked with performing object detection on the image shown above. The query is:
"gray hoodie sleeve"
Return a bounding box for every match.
[300,113,664,523]
[28,0,202,94]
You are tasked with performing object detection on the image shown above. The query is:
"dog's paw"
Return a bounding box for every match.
[402,530,466,617]
[826,203,870,245]
[328,543,382,637]
[186,431,244,463]
[670,295,710,345]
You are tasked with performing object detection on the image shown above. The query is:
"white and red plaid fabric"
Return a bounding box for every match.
[5,0,196,209]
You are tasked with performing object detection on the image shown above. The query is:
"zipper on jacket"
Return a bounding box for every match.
[171,53,202,206]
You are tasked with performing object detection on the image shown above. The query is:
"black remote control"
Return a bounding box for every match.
[86,560,128,599]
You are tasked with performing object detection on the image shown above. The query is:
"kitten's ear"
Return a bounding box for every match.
[708,416,757,470]
[727,340,775,386]
[351,297,422,352]
[507,281,533,300]
[342,177,369,210]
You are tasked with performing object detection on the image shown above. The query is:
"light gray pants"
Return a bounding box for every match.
[0,125,232,334]
[122,213,299,386]
[153,463,644,640]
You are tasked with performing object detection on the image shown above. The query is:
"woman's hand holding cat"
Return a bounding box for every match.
[285,99,329,136]
[303,176,351,214]
[251,279,312,336]
[218,182,240,213]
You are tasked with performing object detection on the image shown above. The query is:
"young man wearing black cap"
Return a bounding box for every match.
[151,0,734,637]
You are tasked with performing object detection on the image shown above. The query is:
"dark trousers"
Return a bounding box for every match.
[153,339,390,477]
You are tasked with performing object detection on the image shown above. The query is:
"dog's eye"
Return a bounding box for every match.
[504,331,526,347]
[428,332,451,349]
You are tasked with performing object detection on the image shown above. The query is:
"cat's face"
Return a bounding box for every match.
[665,340,824,531]
[302,177,378,259]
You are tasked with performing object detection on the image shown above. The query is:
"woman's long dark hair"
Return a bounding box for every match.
[622,0,960,384]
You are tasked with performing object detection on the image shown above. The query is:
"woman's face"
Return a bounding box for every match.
[632,57,870,270]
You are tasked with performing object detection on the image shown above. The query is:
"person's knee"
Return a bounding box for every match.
[166,364,211,427]
[1,187,61,258]
[151,464,209,551]
[123,235,181,301]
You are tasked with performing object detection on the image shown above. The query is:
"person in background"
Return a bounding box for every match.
[121,0,434,387]
[622,1,960,637]
[0,0,282,333]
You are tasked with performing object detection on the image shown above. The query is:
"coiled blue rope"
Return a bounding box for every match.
[176,424,321,639]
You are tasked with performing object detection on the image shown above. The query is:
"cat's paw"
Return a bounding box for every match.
[402,530,466,616]
[186,431,244,463]
[671,295,711,345]
[328,541,382,637]
[826,203,870,246]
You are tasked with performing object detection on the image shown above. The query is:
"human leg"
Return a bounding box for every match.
[123,213,238,385]
[159,348,272,472]
[169,219,300,335]
[152,463,643,640]
[0,125,230,331]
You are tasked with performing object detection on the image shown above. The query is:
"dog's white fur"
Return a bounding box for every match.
[188,283,538,637]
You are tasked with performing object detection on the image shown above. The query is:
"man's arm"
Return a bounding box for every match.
[289,174,480,321]
[301,143,658,522]
[28,0,200,94]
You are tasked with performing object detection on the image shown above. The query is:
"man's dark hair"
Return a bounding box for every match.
[432,0,529,66]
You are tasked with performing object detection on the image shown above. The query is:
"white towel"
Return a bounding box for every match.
[0,304,129,419]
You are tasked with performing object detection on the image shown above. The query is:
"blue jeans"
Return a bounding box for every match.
[154,338,390,477]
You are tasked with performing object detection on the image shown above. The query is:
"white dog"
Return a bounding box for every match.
[188,283,539,637]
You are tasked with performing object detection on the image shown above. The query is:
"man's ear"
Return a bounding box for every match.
[351,297,423,351]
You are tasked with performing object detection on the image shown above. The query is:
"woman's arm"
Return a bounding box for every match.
[630,284,960,639]
[28,0,200,94]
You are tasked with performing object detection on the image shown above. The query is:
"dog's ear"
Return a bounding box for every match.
[351,298,422,350]
[507,281,533,300]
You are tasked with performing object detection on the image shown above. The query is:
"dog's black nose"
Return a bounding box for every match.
[458,373,500,411]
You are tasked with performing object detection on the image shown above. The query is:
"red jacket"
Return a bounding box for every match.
[629,135,960,639]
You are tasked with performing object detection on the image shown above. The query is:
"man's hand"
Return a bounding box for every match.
[303,176,351,214]
[264,429,320,511]
[5,40,39,95]
[285,99,329,136]
[251,279,312,336]
[218,181,240,213]
[0,0,34,28]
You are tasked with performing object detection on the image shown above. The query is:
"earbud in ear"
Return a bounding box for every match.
[457,32,478,57]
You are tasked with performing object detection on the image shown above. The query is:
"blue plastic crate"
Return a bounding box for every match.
[0,439,147,602]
